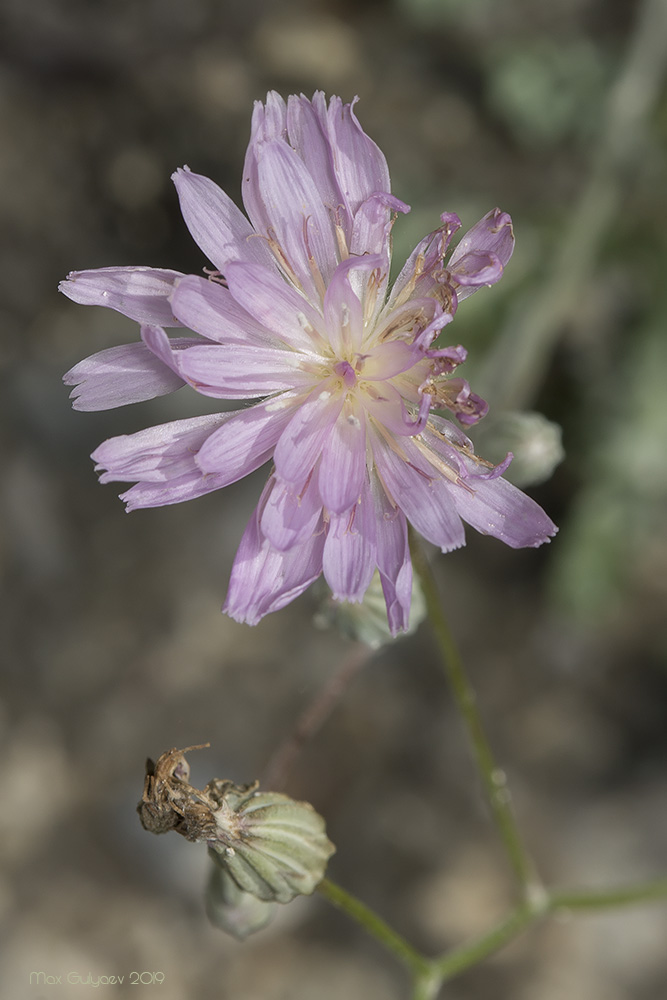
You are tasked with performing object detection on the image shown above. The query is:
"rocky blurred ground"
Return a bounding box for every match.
[1,1,667,998]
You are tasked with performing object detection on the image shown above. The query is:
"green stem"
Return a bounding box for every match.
[435,902,537,981]
[410,531,541,899]
[317,878,432,979]
[550,878,667,912]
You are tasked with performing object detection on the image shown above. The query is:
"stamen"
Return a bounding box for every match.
[264,227,305,292]
[412,436,462,485]
[391,252,426,310]
[362,267,383,328]
[302,216,328,303]
[333,206,350,261]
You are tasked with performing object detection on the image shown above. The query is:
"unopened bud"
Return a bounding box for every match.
[205,861,276,940]
[474,410,564,486]
[314,570,426,648]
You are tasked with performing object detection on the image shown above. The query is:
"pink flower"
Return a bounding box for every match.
[62,92,556,633]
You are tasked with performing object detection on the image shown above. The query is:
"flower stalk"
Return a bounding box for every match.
[409,529,542,900]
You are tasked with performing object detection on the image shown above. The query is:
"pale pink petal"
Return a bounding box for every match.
[170,275,281,347]
[224,497,325,625]
[286,93,344,225]
[63,341,190,410]
[318,397,367,514]
[260,473,323,552]
[322,260,365,355]
[349,192,410,264]
[178,343,318,398]
[172,167,275,271]
[363,382,429,437]
[120,470,232,511]
[325,96,391,215]
[448,208,514,302]
[388,213,461,306]
[224,261,327,353]
[254,140,339,296]
[361,340,421,381]
[195,391,303,478]
[370,430,465,552]
[92,413,230,483]
[447,475,558,549]
[322,479,377,602]
[370,473,412,634]
[59,266,184,327]
[139,324,201,376]
[273,381,345,485]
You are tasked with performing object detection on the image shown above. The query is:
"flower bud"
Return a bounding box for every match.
[314,570,426,648]
[205,860,276,940]
[474,411,564,487]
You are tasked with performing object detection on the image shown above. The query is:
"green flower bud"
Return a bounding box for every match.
[314,570,426,648]
[474,410,564,487]
[205,860,276,940]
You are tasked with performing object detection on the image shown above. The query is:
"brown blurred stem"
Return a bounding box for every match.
[262,643,372,791]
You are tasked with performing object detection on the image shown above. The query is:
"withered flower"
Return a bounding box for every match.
[138,745,335,908]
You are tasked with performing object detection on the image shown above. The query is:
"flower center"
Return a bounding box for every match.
[332,359,358,389]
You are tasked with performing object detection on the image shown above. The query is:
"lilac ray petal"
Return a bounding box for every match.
[448,208,514,302]
[59,267,185,327]
[380,571,411,636]
[421,416,511,478]
[224,499,325,625]
[92,413,231,483]
[322,480,377,602]
[139,324,202,376]
[273,380,345,485]
[449,207,514,268]
[224,260,327,353]
[260,472,323,551]
[252,91,287,142]
[363,382,430,437]
[119,469,232,511]
[172,167,275,272]
[325,96,391,215]
[63,341,188,411]
[409,302,457,351]
[195,391,304,479]
[286,93,345,226]
[388,213,462,307]
[254,140,340,295]
[322,259,365,355]
[447,474,558,548]
[170,275,282,348]
[448,251,503,291]
[330,252,390,335]
[362,340,421,381]
[178,343,318,398]
[318,397,367,514]
[371,429,466,552]
[371,476,412,635]
[349,192,409,270]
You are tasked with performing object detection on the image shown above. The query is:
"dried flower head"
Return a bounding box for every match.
[62,92,557,634]
[138,745,335,905]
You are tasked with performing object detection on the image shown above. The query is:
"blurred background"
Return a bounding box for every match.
[1,0,667,997]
